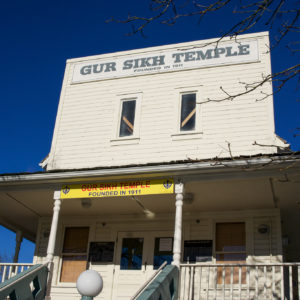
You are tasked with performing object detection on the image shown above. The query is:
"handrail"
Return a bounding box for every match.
[0,263,49,300]
[0,263,48,291]
[0,263,35,283]
[135,265,179,300]
[0,263,34,266]
[131,261,168,300]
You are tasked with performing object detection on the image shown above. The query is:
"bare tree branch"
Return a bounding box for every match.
[109,0,300,100]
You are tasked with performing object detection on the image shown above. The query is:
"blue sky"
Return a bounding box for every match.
[0,0,299,262]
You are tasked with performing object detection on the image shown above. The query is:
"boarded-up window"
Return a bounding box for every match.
[60,227,89,282]
[216,223,246,284]
[119,100,136,137]
[180,93,196,131]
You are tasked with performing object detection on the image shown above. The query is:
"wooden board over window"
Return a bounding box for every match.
[216,222,246,284]
[60,255,87,283]
[60,227,89,282]
[216,222,245,253]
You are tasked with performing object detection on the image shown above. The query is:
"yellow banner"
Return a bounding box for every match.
[60,179,174,199]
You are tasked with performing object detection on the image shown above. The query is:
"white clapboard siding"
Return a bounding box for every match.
[33,221,50,264]
[42,210,281,300]
[44,32,280,171]
[253,216,281,262]
[187,219,212,240]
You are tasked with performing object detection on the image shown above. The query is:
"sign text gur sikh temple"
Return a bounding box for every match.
[72,40,258,83]
[61,179,174,199]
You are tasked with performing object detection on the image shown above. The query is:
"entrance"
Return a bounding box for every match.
[112,231,173,300]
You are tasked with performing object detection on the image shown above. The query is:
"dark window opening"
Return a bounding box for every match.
[180,93,196,131]
[153,237,173,269]
[183,240,212,263]
[120,238,143,270]
[88,242,115,263]
[119,100,136,137]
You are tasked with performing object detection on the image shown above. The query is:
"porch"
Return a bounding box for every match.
[0,156,300,299]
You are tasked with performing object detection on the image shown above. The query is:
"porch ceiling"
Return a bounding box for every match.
[0,170,299,242]
[0,189,53,241]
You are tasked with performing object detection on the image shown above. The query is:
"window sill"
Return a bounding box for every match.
[110,137,140,146]
[171,132,203,141]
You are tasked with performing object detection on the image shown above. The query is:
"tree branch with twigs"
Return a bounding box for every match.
[108,0,300,139]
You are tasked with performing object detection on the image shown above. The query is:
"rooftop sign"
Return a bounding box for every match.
[72,40,259,83]
[60,179,174,199]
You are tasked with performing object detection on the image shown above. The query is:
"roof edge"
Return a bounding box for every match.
[0,152,299,185]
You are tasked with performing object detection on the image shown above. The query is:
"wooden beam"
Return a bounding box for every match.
[181,108,196,128]
[122,116,134,132]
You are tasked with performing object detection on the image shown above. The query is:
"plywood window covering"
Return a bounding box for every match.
[180,93,196,131]
[119,100,136,137]
[216,222,246,284]
[60,227,89,282]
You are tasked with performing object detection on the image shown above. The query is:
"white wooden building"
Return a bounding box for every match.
[1,31,300,300]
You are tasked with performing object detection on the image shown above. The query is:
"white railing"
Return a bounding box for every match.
[180,263,300,300]
[0,263,34,283]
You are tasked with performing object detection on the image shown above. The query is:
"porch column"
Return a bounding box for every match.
[172,182,184,268]
[13,230,23,263]
[46,191,62,262]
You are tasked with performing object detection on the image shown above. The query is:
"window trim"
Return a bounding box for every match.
[111,92,142,145]
[56,224,93,287]
[180,93,197,132]
[215,222,246,258]
[214,222,247,285]
[172,88,203,140]
[213,220,248,262]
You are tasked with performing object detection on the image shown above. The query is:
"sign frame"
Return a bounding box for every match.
[72,40,259,84]
[60,179,174,199]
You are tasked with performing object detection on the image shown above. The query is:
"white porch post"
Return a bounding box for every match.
[45,190,62,300]
[13,230,23,263]
[46,191,62,262]
[172,182,184,268]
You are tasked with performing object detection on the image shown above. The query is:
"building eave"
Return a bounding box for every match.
[0,152,299,187]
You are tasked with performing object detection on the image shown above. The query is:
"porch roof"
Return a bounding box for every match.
[0,153,299,242]
[1,152,299,184]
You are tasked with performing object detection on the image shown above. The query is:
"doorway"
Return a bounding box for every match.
[112,231,173,300]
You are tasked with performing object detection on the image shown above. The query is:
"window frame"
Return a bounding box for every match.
[180,93,197,132]
[172,88,203,140]
[111,92,142,145]
[56,223,93,287]
[214,221,247,285]
[215,222,246,260]
[60,227,89,283]
[119,99,137,138]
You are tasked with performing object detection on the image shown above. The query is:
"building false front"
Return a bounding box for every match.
[42,32,285,171]
[1,32,300,300]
